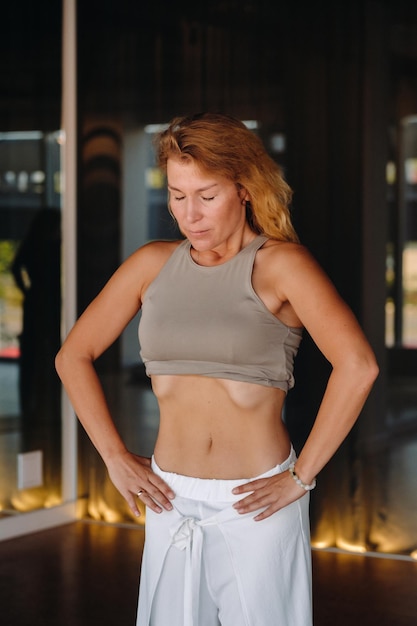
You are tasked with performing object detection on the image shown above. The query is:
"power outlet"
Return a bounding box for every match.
[17,450,43,490]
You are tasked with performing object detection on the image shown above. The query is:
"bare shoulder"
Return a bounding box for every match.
[259,239,320,276]
[133,239,183,266]
[124,239,183,277]
[104,239,183,303]
[256,238,341,308]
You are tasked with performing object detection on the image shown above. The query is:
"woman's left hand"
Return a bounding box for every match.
[232,470,308,521]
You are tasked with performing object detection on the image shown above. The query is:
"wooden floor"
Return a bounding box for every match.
[1,521,417,625]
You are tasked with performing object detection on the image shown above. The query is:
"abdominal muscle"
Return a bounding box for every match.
[151,374,291,479]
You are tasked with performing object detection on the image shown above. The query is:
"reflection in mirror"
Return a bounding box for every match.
[0,131,62,516]
[386,117,417,348]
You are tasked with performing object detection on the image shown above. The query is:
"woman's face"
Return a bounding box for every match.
[166,157,249,252]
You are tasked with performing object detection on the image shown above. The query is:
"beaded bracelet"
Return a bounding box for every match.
[288,462,317,491]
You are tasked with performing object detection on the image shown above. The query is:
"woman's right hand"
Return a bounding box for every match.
[106,451,175,517]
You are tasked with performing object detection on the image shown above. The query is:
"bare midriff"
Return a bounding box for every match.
[151,374,291,479]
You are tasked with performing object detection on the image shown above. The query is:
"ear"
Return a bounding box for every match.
[237,184,250,204]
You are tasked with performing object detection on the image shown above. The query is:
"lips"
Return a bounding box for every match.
[189,230,209,236]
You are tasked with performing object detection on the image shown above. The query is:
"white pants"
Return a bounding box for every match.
[136,448,312,626]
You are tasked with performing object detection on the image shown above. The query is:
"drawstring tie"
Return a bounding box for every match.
[170,515,217,626]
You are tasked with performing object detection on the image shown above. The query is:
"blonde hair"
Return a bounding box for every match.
[155,113,299,243]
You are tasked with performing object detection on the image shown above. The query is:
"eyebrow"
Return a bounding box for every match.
[167,183,218,193]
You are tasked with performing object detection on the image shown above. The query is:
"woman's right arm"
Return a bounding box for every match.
[55,242,176,516]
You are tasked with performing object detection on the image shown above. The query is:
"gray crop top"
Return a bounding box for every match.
[138,235,303,392]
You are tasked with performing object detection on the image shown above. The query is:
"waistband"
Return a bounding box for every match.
[151,445,297,502]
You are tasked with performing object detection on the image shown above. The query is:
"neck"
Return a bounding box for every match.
[192,229,258,267]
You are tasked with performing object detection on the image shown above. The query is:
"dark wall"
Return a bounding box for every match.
[0,1,62,131]
[77,0,289,124]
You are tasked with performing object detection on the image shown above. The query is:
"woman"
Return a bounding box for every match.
[56,113,379,626]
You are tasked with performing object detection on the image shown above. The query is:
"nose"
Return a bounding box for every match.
[184,197,202,223]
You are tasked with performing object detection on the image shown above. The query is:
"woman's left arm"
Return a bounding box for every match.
[233,244,379,520]
[279,244,379,483]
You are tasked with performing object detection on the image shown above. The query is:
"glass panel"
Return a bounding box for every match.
[385,156,396,347]
[403,140,417,346]
[0,0,67,536]
[0,131,62,516]
[386,117,417,347]
[383,116,417,557]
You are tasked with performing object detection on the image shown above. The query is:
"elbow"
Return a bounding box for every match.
[55,341,95,383]
[335,349,379,394]
[55,346,66,381]
[55,343,78,382]
[355,351,379,394]
[365,356,379,390]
